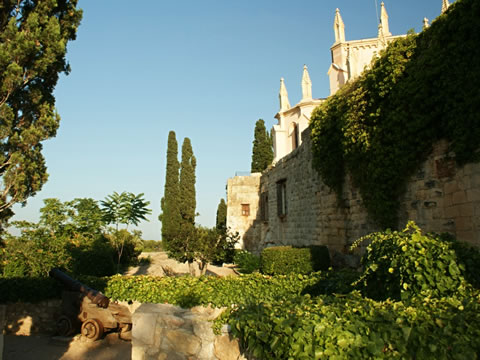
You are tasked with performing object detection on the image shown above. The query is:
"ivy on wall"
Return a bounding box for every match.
[310,0,480,228]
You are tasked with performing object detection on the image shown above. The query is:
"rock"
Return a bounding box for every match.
[214,335,241,360]
[165,329,201,355]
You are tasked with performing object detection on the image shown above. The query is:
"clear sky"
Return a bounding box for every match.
[11,0,450,240]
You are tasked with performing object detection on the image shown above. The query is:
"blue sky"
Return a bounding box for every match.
[11,0,450,240]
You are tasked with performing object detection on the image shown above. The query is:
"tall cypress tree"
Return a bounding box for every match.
[159,131,180,250]
[251,119,274,173]
[177,138,197,264]
[216,198,227,231]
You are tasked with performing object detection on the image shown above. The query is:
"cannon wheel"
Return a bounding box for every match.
[81,318,104,341]
[57,315,74,336]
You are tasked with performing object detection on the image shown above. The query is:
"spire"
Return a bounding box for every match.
[301,65,312,102]
[334,8,345,43]
[442,0,450,13]
[380,2,391,37]
[279,78,291,112]
[423,17,430,30]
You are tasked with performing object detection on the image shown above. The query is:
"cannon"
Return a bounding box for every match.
[49,268,132,341]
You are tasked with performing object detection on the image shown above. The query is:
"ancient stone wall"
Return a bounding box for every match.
[132,303,245,360]
[245,128,480,254]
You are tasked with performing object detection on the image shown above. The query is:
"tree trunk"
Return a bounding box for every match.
[188,261,197,276]
[198,260,207,276]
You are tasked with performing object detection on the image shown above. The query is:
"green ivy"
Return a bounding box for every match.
[229,292,480,360]
[310,0,480,228]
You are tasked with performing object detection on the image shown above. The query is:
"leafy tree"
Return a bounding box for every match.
[216,198,227,231]
[251,119,273,173]
[0,0,82,227]
[194,226,238,274]
[101,191,151,272]
[159,131,181,252]
[2,198,114,277]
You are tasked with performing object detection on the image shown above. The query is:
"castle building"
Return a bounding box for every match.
[226,1,478,254]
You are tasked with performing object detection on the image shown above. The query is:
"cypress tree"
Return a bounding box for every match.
[251,119,274,173]
[216,198,227,231]
[159,131,180,251]
[177,138,197,264]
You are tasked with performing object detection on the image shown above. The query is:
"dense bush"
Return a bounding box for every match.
[103,272,321,308]
[261,246,330,275]
[310,0,480,228]
[352,222,469,301]
[234,250,261,274]
[230,292,480,360]
[141,240,163,252]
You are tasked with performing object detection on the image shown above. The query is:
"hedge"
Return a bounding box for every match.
[261,246,330,275]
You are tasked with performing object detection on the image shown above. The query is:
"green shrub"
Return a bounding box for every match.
[261,246,330,275]
[141,240,163,252]
[301,268,360,297]
[352,222,468,301]
[0,277,61,303]
[233,250,261,274]
[229,291,480,360]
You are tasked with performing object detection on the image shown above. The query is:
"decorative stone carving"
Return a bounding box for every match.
[334,8,345,43]
[279,78,290,112]
[301,65,312,102]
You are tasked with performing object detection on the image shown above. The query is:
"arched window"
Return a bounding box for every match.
[292,123,299,150]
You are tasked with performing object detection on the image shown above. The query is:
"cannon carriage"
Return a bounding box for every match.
[49,268,132,341]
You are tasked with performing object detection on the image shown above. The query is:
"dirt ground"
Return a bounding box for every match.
[2,252,237,360]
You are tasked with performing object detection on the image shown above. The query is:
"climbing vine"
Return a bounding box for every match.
[310,0,480,228]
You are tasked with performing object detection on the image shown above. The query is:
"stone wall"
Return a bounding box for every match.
[132,303,245,360]
[0,300,62,336]
[243,128,480,254]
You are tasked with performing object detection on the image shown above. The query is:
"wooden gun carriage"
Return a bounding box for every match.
[49,268,132,341]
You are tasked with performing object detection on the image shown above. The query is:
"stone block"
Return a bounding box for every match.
[466,189,480,202]
[165,329,201,356]
[452,191,467,205]
[456,231,475,243]
[456,217,473,231]
[133,312,158,346]
[444,182,459,195]
[132,345,147,360]
[445,205,460,218]
[214,335,241,360]
[459,204,474,217]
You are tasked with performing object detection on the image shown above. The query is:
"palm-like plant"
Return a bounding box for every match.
[101,192,151,272]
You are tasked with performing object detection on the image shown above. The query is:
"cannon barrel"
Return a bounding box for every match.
[49,268,110,308]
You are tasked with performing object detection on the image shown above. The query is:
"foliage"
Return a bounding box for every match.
[195,227,238,268]
[352,222,469,301]
[300,268,360,297]
[141,240,163,252]
[104,229,142,270]
[229,291,480,360]
[0,0,82,226]
[159,131,181,249]
[1,198,119,277]
[234,250,261,274]
[101,191,151,272]
[103,272,321,307]
[169,137,197,264]
[310,0,480,228]
[251,119,273,173]
[261,246,330,275]
[445,235,480,289]
[215,198,227,231]
[0,276,61,303]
